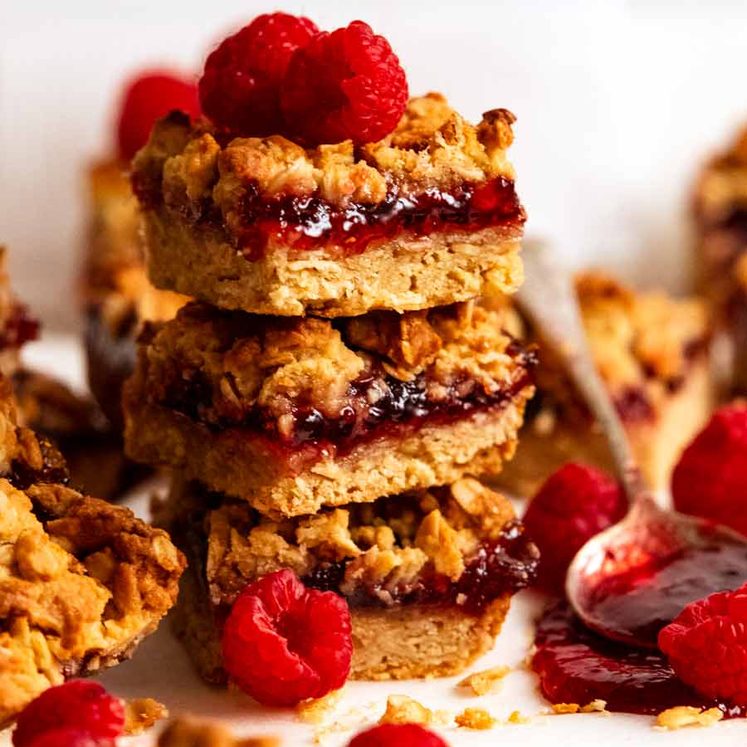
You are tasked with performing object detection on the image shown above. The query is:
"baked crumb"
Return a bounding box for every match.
[580,699,609,714]
[550,703,581,714]
[124,697,168,735]
[296,688,343,724]
[157,718,280,747]
[507,710,530,724]
[654,706,724,730]
[379,694,433,725]
[455,707,497,730]
[457,665,511,695]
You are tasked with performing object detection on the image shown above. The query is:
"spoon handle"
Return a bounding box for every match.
[516,240,643,502]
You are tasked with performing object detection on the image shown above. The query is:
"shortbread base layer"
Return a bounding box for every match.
[172,562,511,685]
[124,388,532,518]
[143,209,523,317]
[496,359,714,497]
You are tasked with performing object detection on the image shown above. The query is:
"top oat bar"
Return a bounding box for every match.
[131,94,526,317]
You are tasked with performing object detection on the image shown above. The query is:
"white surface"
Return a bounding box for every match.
[2,1,747,330]
[4,335,745,745]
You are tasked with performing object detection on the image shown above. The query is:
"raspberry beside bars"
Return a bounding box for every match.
[124,300,535,516]
[0,377,185,725]
[160,476,538,681]
[131,93,525,318]
[497,272,713,495]
[693,124,747,394]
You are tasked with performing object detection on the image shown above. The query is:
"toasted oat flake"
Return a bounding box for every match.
[655,706,724,730]
[379,694,433,725]
[455,707,497,730]
[457,665,511,695]
[124,698,168,735]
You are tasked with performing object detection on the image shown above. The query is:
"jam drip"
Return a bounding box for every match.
[305,519,539,615]
[235,176,525,258]
[162,353,535,454]
[532,603,744,717]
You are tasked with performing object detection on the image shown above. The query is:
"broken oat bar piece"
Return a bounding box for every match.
[693,124,747,394]
[160,476,537,682]
[82,160,188,427]
[124,300,535,517]
[496,272,714,495]
[131,94,526,318]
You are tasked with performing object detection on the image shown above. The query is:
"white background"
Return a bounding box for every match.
[2,0,747,330]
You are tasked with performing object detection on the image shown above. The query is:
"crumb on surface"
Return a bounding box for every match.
[580,699,609,714]
[550,703,581,714]
[455,707,497,730]
[379,694,433,725]
[457,665,511,695]
[655,706,724,730]
[157,718,280,747]
[124,697,168,735]
[296,688,344,724]
[507,710,530,724]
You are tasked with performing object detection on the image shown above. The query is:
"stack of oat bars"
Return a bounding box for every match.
[123,92,539,683]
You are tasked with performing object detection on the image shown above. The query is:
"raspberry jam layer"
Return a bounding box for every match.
[532,603,744,717]
[162,346,535,463]
[234,176,525,258]
[305,518,539,615]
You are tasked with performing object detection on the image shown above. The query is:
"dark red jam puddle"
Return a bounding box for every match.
[532,602,745,717]
[576,520,747,647]
[305,518,539,615]
[160,346,535,463]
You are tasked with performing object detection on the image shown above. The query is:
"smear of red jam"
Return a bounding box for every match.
[305,519,539,614]
[234,175,525,258]
[532,602,745,717]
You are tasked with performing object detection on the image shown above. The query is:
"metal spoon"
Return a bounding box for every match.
[517,240,747,648]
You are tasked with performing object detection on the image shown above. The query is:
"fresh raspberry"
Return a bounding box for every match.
[672,403,747,537]
[347,724,449,747]
[26,730,110,747]
[13,681,125,747]
[221,569,352,706]
[659,581,747,704]
[522,463,627,594]
[116,70,200,161]
[281,20,408,145]
[199,13,319,135]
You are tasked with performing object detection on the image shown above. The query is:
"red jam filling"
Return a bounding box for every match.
[532,603,744,717]
[0,304,39,351]
[234,176,525,258]
[304,518,539,614]
[160,348,535,466]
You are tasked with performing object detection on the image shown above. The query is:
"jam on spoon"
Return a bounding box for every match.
[518,240,747,648]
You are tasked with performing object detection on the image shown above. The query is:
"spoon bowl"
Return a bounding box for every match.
[518,240,747,647]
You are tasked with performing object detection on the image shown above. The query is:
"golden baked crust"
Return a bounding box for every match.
[165,477,535,682]
[131,95,525,316]
[0,480,184,726]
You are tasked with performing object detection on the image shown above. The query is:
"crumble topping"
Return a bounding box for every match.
[123,697,169,735]
[530,272,710,419]
[694,125,747,224]
[137,299,529,434]
[174,476,518,608]
[134,94,518,220]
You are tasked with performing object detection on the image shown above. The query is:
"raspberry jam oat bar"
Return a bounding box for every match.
[496,272,713,495]
[131,94,525,318]
[0,378,185,725]
[160,476,537,682]
[123,300,535,516]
